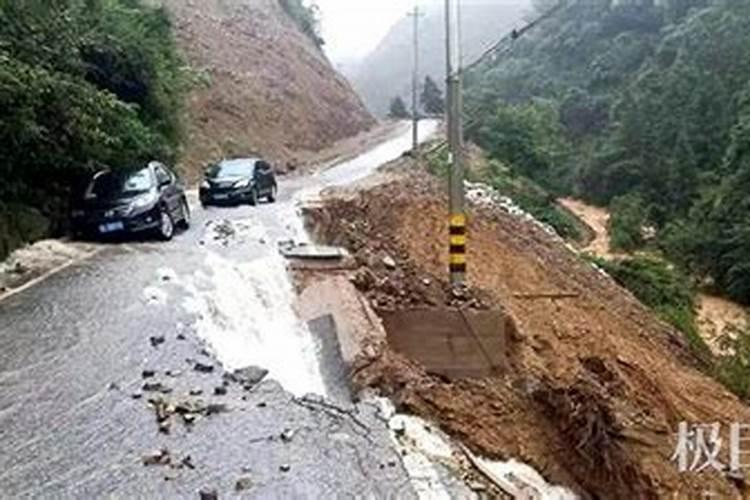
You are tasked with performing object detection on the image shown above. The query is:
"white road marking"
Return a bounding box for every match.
[0,248,102,304]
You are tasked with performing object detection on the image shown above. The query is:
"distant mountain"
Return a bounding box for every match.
[345,0,530,117]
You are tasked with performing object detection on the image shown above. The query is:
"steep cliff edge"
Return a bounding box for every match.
[161,0,375,179]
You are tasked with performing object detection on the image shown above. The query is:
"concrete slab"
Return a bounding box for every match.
[377,308,509,379]
[279,243,349,260]
[296,276,386,366]
[307,314,353,402]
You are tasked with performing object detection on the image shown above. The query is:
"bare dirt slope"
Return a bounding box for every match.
[158,0,375,180]
[307,165,750,498]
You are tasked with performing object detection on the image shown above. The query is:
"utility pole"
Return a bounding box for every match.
[408,5,423,160]
[445,0,465,284]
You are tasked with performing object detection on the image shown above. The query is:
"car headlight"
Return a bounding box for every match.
[129,191,158,213]
[200,180,210,189]
[233,179,250,188]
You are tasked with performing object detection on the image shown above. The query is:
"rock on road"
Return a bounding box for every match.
[0,122,438,498]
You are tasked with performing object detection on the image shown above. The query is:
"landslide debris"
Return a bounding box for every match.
[156,0,375,180]
[305,163,750,498]
[304,197,492,313]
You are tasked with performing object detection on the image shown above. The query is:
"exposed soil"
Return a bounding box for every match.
[158,0,375,182]
[306,162,750,498]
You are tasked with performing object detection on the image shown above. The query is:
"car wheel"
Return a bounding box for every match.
[178,198,191,230]
[157,207,175,241]
[267,185,277,203]
[249,187,258,206]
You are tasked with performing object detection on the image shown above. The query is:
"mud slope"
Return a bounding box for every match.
[308,166,750,498]
[160,0,375,179]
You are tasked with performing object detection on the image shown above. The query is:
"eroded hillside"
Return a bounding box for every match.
[306,163,750,498]
[159,0,375,179]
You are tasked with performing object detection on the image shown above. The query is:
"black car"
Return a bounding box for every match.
[71,161,190,241]
[199,158,277,207]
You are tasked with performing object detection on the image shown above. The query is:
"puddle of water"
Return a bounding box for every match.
[316,120,440,189]
[290,120,440,207]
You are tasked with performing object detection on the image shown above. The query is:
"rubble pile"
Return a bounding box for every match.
[305,163,750,498]
[305,196,493,312]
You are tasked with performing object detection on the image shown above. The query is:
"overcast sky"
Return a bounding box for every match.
[313,0,417,64]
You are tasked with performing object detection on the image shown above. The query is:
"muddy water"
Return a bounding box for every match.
[0,120,440,497]
[698,294,749,352]
[181,120,440,398]
[558,197,749,348]
[558,197,621,258]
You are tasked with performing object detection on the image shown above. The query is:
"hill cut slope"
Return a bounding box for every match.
[159,0,375,179]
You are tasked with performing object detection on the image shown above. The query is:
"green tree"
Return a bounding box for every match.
[473,101,572,193]
[0,0,185,256]
[608,193,648,251]
[420,75,444,115]
[388,96,410,119]
[591,256,707,357]
[462,0,750,302]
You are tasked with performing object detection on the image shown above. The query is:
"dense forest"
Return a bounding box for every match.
[0,0,185,258]
[464,0,750,306]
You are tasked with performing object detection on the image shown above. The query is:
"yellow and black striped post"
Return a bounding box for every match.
[446,0,465,285]
[449,213,466,280]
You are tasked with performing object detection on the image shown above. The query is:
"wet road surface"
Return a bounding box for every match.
[0,122,440,498]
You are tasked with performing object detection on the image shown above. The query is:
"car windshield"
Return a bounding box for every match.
[208,161,255,178]
[88,168,153,200]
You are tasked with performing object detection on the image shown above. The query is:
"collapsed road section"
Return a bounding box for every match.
[0,122,457,498]
[295,154,750,498]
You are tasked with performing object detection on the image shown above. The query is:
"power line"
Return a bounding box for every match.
[463,1,570,74]
[428,0,574,155]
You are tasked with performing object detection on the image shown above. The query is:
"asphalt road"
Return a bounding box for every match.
[0,122,441,498]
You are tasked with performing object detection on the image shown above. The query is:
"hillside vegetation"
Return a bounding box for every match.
[0,0,374,260]
[464,0,750,305]
[0,0,185,258]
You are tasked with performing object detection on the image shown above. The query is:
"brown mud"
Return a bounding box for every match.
[304,162,750,498]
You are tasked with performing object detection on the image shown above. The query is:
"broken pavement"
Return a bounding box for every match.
[297,158,750,498]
